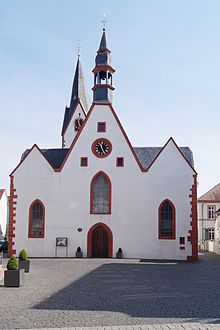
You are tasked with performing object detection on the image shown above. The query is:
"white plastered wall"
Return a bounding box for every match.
[13,104,195,260]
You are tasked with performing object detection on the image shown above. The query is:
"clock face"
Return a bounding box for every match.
[92,138,112,158]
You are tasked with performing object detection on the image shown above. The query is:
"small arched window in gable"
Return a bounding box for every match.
[28,200,45,238]
[91,172,111,214]
[159,199,175,239]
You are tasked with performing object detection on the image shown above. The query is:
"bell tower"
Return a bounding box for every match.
[92,28,115,104]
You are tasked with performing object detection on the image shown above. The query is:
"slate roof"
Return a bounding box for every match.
[40,149,69,169]
[133,147,194,169]
[198,183,220,202]
[21,149,69,170]
[21,146,194,171]
[99,28,107,50]
[95,29,112,67]
[61,56,90,135]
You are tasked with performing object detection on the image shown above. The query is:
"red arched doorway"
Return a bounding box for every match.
[87,222,113,258]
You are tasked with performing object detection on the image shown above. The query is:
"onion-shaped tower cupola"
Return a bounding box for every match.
[92,28,115,104]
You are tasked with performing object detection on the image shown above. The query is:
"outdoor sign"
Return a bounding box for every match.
[56,237,68,247]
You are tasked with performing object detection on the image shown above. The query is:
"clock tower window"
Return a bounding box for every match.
[116,157,124,167]
[97,122,106,132]
[80,157,88,167]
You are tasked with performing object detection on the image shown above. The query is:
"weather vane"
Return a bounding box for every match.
[76,38,81,57]
[101,13,107,29]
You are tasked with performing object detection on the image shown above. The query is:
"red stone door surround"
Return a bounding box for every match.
[87,222,113,258]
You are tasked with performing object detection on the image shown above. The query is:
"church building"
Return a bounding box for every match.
[8,29,198,260]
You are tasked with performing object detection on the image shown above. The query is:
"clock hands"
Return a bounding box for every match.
[99,142,106,154]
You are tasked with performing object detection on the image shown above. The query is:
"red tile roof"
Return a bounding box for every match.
[198,183,220,202]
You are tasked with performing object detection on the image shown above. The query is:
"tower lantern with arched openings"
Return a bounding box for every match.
[92,28,115,104]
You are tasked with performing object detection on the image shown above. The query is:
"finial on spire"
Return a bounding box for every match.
[76,38,81,58]
[101,13,107,30]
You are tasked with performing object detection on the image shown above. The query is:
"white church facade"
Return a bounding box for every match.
[8,29,198,260]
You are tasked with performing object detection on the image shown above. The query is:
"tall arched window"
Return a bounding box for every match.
[159,199,175,239]
[90,171,111,214]
[28,200,45,238]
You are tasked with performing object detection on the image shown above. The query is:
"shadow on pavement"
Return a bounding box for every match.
[33,253,220,322]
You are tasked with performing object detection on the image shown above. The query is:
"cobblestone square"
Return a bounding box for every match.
[0,253,220,329]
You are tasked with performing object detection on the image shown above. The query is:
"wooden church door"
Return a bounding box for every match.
[92,226,109,258]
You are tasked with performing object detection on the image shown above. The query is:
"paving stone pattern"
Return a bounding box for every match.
[0,253,220,329]
[8,325,220,330]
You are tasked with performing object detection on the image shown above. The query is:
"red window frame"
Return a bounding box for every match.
[158,199,176,240]
[90,170,111,214]
[80,157,88,167]
[179,237,185,245]
[28,199,45,238]
[116,157,124,167]
[97,122,106,133]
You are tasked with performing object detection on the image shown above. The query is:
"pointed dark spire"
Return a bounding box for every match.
[61,55,90,135]
[70,54,90,112]
[99,28,108,51]
[96,29,111,67]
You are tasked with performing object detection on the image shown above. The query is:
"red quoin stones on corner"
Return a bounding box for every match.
[8,175,17,257]
[187,174,198,261]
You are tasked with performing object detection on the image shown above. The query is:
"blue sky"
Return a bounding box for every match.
[0,0,220,196]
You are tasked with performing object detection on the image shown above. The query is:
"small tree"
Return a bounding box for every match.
[18,249,28,260]
[7,256,18,270]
